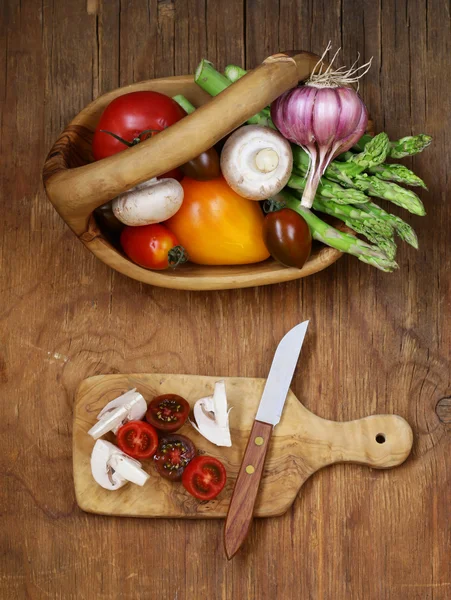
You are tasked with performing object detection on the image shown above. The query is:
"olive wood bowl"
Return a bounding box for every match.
[43,52,345,291]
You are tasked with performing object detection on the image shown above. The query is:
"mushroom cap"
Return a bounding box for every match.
[112,177,184,226]
[220,125,293,201]
[97,389,147,426]
[88,389,148,439]
[190,381,232,447]
[90,440,128,490]
[91,440,149,490]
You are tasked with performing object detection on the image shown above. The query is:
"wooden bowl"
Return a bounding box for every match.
[43,52,343,291]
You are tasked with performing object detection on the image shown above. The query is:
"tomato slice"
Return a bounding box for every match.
[145,394,190,432]
[154,434,196,481]
[182,456,227,501]
[116,421,158,459]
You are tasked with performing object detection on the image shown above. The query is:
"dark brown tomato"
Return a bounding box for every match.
[94,201,124,236]
[153,434,196,481]
[146,394,190,433]
[263,208,312,269]
[180,147,220,181]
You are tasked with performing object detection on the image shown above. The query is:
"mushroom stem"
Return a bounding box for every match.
[221,125,293,201]
[255,148,279,173]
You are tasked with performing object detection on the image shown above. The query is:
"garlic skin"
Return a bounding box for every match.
[190,380,232,447]
[88,389,147,440]
[90,439,150,490]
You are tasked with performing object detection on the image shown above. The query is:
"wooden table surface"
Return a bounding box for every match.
[1,1,450,598]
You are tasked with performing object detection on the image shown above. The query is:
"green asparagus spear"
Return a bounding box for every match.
[224,64,247,82]
[280,191,398,272]
[312,197,393,237]
[195,60,274,127]
[172,94,196,114]
[353,133,432,158]
[343,218,398,260]
[356,202,418,248]
[195,59,231,96]
[292,135,390,186]
[389,134,433,159]
[288,170,369,204]
[352,174,426,215]
[368,163,427,189]
[348,133,391,169]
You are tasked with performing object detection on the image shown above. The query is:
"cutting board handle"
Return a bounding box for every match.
[313,414,414,470]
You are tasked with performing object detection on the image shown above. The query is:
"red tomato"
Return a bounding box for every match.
[116,421,158,460]
[92,91,185,179]
[182,456,227,501]
[154,434,196,481]
[146,394,190,433]
[120,224,187,270]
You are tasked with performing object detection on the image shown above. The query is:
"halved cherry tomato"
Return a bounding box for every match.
[116,421,158,459]
[145,394,190,433]
[154,434,196,481]
[92,91,185,179]
[182,456,227,501]
[120,223,187,270]
[263,208,312,269]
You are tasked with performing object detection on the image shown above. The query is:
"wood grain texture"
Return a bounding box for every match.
[74,374,412,521]
[1,0,450,599]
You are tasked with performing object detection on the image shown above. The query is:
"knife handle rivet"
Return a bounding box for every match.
[245,465,255,474]
[254,436,264,446]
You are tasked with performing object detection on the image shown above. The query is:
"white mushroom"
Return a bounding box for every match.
[220,125,293,200]
[190,380,232,447]
[112,177,184,226]
[88,389,147,440]
[90,439,150,490]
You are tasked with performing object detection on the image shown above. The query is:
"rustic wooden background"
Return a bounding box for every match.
[1,0,450,598]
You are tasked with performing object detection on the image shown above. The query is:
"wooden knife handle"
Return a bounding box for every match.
[224,420,273,559]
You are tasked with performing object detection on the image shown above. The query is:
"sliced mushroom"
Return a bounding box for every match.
[90,439,149,490]
[220,125,293,200]
[88,389,147,440]
[190,380,232,447]
[112,177,184,226]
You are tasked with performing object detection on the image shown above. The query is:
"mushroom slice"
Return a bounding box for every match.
[190,380,232,447]
[88,389,147,440]
[90,439,150,490]
[220,125,293,200]
[112,177,184,226]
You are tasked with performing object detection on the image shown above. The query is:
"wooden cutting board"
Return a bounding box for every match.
[73,374,413,519]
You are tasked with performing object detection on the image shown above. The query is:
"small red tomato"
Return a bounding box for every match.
[182,456,227,501]
[154,434,196,481]
[146,394,190,433]
[263,208,312,269]
[120,223,188,270]
[116,421,158,460]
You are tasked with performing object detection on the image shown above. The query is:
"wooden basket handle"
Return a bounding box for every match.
[43,52,319,236]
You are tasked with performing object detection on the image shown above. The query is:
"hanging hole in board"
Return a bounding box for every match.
[375,433,386,444]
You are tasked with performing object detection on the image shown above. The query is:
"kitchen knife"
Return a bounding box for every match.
[224,320,309,559]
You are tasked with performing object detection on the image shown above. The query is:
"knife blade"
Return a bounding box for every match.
[224,320,309,559]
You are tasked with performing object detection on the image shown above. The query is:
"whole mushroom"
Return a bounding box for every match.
[220,125,293,200]
[112,177,184,226]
